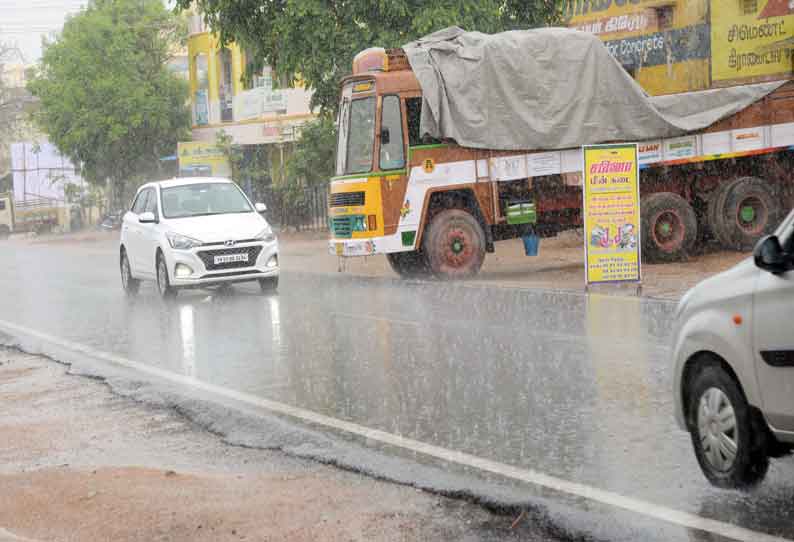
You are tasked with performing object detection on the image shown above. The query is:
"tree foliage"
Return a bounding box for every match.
[286,116,336,187]
[29,0,190,200]
[175,0,562,113]
[0,41,30,178]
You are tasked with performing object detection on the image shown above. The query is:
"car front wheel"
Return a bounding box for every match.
[120,249,140,295]
[156,253,177,299]
[687,362,769,489]
[259,276,278,293]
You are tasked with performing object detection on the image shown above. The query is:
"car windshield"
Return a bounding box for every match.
[161,183,252,219]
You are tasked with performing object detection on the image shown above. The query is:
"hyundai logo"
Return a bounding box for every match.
[224,239,236,247]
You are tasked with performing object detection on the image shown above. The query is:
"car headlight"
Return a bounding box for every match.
[166,232,202,250]
[256,226,276,243]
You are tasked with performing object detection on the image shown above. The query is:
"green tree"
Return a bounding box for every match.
[286,116,336,188]
[175,0,562,113]
[29,0,190,206]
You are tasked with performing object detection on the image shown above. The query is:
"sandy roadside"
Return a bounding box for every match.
[0,349,554,542]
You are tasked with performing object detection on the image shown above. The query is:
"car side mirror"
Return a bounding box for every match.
[255,202,267,213]
[138,211,157,224]
[754,235,791,274]
[380,128,390,145]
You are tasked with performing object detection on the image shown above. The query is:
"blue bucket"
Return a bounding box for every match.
[522,234,540,256]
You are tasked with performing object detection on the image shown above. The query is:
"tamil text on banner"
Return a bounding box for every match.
[712,0,794,84]
[583,144,641,285]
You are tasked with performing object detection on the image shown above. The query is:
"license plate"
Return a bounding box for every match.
[214,253,248,265]
[335,243,344,256]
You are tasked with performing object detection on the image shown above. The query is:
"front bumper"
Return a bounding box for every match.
[166,241,279,287]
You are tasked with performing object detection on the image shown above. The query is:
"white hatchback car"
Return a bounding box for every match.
[673,208,794,488]
[120,178,279,298]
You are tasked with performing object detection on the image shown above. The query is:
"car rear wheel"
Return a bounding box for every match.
[120,249,140,296]
[156,253,176,299]
[687,363,769,489]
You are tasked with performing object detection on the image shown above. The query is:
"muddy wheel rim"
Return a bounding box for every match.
[442,227,474,268]
[697,387,738,472]
[735,195,768,236]
[651,209,685,252]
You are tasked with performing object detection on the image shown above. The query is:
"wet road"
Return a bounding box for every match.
[2,239,794,541]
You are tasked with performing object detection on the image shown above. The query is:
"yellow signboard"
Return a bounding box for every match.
[177,141,232,178]
[712,0,794,83]
[583,144,641,285]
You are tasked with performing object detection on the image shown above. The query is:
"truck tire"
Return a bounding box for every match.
[386,250,429,278]
[641,192,698,263]
[710,177,781,251]
[423,208,486,279]
[0,224,9,240]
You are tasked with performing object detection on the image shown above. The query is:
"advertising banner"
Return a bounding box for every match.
[177,142,231,178]
[582,144,641,285]
[712,0,794,83]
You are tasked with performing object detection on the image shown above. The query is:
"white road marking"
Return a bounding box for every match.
[0,318,789,542]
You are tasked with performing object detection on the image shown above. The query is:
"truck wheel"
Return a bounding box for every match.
[0,225,9,240]
[687,362,769,489]
[711,177,781,251]
[423,208,486,279]
[641,192,698,263]
[386,250,429,278]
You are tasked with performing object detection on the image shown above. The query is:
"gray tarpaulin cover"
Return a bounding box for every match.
[403,27,786,151]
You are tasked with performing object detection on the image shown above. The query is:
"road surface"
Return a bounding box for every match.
[1,238,793,542]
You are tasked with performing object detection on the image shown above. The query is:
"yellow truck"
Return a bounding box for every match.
[327,28,794,279]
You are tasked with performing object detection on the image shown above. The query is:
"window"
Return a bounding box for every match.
[380,96,405,170]
[0,200,5,211]
[131,189,149,214]
[655,5,674,30]
[161,183,253,219]
[344,96,376,174]
[742,0,758,15]
[144,188,159,217]
[406,98,422,147]
[406,97,440,146]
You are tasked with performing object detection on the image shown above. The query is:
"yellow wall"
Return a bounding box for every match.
[565,0,710,95]
[711,0,794,86]
[187,32,245,109]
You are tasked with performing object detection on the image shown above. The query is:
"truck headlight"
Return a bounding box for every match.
[166,232,202,250]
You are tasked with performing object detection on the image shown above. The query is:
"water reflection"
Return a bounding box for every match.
[179,304,196,378]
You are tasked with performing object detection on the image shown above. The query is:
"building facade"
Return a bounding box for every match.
[565,0,794,95]
[186,11,316,185]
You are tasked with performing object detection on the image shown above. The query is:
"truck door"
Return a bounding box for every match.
[753,219,794,432]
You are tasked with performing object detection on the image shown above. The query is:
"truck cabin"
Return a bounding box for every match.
[335,48,426,179]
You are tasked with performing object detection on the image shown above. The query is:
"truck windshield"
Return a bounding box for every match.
[337,96,375,175]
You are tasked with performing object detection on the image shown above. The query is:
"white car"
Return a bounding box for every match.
[120,178,279,298]
[673,208,794,488]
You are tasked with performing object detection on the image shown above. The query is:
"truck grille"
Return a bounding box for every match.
[330,216,354,238]
[198,245,263,271]
[329,191,365,207]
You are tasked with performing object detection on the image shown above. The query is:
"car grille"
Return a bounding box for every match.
[329,191,365,207]
[330,216,354,238]
[198,245,263,271]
